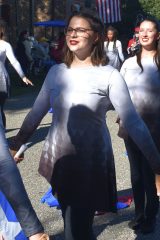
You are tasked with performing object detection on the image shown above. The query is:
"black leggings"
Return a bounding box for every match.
[125,137,159,221]
[60,203,96,240]
[0,93,7,128]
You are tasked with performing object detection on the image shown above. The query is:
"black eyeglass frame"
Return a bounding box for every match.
[64,27,94,36]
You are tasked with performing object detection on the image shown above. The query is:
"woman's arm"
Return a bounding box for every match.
[10,66,56,153]
[5,42,33,85]
[108,69,160,174]
[116,40,124,62]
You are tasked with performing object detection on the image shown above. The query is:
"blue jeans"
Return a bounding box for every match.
[0,112,44,237]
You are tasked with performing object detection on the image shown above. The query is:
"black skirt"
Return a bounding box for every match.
[51,148,117,212]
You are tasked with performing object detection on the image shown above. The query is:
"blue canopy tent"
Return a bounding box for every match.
[33,20,66,68]
[34,20,66,27]
[34,20,66,40]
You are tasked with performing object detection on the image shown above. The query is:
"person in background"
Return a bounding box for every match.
[50,33,65,64]
[104,25,124,70]
[120,17,160,234]
[30,37,51,74]
[0,21,33,128]
[15,30,33,75]
[0,109,49,240]
[10,11,160,240]
[127,26,140,56]
[38,37,50,59]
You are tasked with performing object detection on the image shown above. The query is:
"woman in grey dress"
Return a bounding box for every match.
[120,17,160,234]
[0,109,49,239]
[0,20,33,127]
[11,11,160,240]
[104,26,124,70]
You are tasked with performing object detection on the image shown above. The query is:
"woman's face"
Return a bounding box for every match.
[65,16,98,57]
[139,21,159,49]
[107,30,114,41]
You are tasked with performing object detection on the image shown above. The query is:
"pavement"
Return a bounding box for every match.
[5,92,160,240]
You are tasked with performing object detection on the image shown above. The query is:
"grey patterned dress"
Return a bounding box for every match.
[0,61,9,98]
[0,40,25,98]
[17,63,160,211]
[104,40,124,70]
[121,56,160,150]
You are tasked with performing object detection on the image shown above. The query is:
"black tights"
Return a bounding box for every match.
[60,204,96,240]
[125,137,159,221]
[0,94,7,128]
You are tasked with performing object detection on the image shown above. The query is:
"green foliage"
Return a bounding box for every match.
[120,0,160,35]
[139,0,160,19]
[121,0,143,32]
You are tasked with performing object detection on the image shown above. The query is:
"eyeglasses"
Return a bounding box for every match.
[64,27,93,37]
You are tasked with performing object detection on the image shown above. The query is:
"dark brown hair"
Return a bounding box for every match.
[63,10,108,67]
[106,25,118,49]
[136,17,160,71]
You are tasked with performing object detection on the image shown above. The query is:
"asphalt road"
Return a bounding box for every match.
[5,92,160,240]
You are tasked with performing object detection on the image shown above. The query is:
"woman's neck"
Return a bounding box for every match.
[71,55,93,68]
[108,40,114,42]
[141,48,156,58]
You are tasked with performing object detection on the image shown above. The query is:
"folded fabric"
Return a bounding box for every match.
[41,187,133,210]
[117,195,133,209]
[41,187,59,208]
[0,191,27,240]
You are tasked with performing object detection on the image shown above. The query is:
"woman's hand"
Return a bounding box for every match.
[9,148,24,164]
[155,174,160,196]
[22,76,34,86]
[9,136,24,164]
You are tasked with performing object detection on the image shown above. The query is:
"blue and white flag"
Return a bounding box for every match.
[96,0,121,23]
[0,191,27,240]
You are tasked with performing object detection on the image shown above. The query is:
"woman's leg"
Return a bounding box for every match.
[60,203,96,240]
[0,94,6,128]
[125,137,145,226]
[142,156,159,220]
[0,118,44,238]
[140,154,159,233]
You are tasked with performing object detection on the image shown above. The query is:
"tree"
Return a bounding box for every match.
[85,0,92,8]
[139,0,160,19]
[121,0,144,29]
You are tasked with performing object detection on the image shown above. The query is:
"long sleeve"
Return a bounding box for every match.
[108,69,160,174]
[116,40,124,62]
[120,60,127,76]
[15,67,55,145]
[5,42,25,79]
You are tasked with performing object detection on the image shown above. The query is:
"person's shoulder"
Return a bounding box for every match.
[116,40,122,45]
[99,64,120,77]
[100,64,115,71]
[50,63,66,70]
[0,40,11,48]
[103,65,124,83]
[121,56,138,72]
[47,63,67,74]
[123,55,137,65]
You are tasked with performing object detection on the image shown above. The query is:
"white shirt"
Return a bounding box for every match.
[0,40,24,79]
[104,40,124,70]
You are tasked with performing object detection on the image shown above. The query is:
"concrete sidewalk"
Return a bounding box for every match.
[5,93,160,240]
